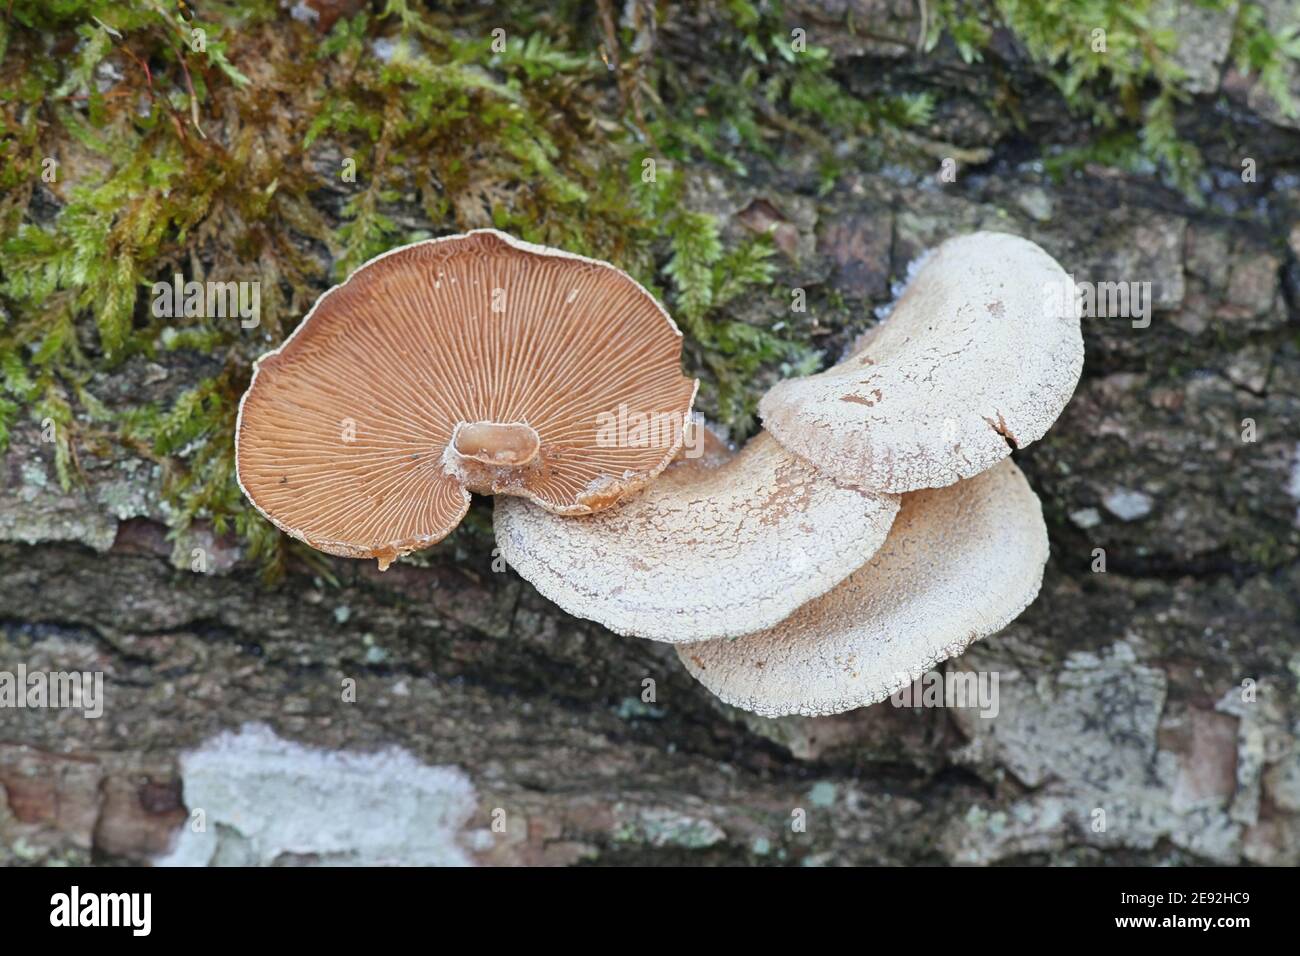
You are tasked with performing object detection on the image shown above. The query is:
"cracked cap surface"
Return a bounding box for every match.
[759,231,1083,493]
[676,458,1048,717]
[493,430,899,642]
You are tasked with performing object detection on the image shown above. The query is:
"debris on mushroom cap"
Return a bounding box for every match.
[675,458,1048,717]
[236,229,697,569]
[759,232,1083,493]
[493,431,900,643]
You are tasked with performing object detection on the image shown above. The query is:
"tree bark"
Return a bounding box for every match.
[2,0,1299,866]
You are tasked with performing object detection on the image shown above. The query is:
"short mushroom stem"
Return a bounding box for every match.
[450,421,541,468]
[445,421,545,495]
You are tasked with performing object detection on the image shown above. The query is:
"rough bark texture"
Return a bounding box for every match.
[3,0,1300,866]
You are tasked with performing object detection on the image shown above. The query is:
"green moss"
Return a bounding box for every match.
[4,0,1292,581]
[660,200,818,428]
[930,0,1300,202]
[0,0,821,579]
[651,1,937,180]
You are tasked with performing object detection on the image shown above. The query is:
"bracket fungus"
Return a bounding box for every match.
[490,232,1080,718]
[759,232,1083,493]
[493,431,900,642]
[236,229,696,569]
[675,459,1048,717]
[236,226,1078,721]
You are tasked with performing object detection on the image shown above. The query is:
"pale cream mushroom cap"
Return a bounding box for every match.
[676,458,1048,717]
[493,431,900,643]
[759,232,1083,492]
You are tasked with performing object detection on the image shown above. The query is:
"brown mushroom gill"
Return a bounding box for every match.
[235,229,696,569]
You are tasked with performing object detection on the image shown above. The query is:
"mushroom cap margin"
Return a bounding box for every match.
[759,231,1083,493]
[493,430,900,643]
[675,457,1049,717]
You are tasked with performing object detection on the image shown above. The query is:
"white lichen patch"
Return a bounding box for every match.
[1102,487,1153,521]
[942,643,1283,864]
[1069,506,1103,529]
[612,804,725,849]
[1,432,163,552]
[155,723,478,867]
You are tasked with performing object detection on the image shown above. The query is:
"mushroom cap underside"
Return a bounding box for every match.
[236,229,696,568]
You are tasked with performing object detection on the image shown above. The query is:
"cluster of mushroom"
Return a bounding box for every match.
[236,228,1083,718]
